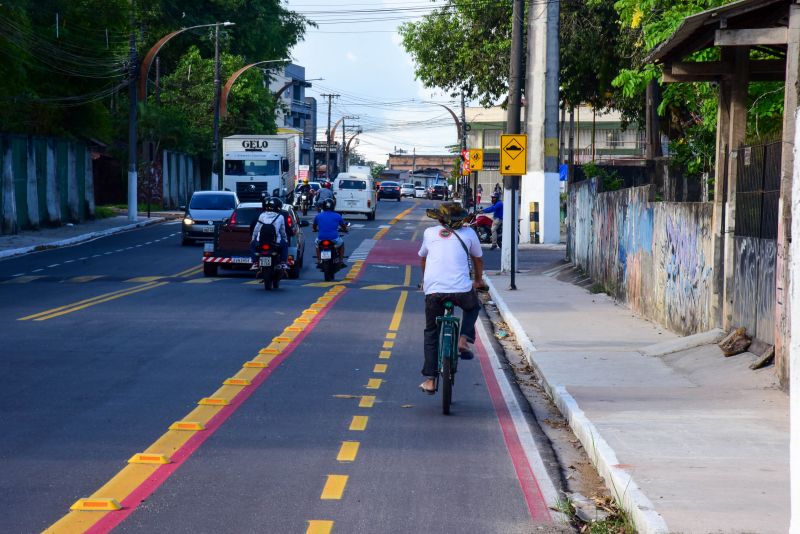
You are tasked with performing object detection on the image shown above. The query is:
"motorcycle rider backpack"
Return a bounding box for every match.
[257,213,279,246]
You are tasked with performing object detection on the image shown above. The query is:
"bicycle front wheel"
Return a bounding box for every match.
[441,356,452,415]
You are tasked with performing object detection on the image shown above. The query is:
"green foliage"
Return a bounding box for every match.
[583,162,623,192]
[0,0,310,162]
[371,164,386,180]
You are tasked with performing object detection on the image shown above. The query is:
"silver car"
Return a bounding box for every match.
[181,191,238,245]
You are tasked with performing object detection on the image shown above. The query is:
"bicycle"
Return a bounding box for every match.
[436,300,461,415]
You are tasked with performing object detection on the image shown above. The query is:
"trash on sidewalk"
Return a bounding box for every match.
[564,491,610,524]
[718,327,752,356]
[495,329,508,339]
[750,346,775,370]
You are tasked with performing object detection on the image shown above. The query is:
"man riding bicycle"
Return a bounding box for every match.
[418,203,485,395]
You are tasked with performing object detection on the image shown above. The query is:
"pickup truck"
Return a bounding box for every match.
[202,202,307,279]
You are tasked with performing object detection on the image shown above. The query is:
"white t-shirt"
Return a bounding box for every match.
[418,225,482,295]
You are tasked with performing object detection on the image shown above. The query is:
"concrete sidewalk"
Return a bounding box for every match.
[0,215,173,259]
[485,260,788,534]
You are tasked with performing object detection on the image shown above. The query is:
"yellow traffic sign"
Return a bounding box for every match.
[500,134,527,175]
[469,149,483,171]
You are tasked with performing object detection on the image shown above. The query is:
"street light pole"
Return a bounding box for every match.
[211,22,222,190]
[127,1,138,222]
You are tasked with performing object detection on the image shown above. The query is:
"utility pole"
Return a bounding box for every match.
[127,0,138,222]
[501,0,524,286]
[460,90,468,208]
[412,147,416,174]
[321,93,339,181]
[211,22,222,190]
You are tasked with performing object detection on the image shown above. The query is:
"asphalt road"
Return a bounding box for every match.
[0,199,564,534]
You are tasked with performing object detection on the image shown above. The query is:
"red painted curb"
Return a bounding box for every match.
[474,332,553,522]
[86,289,349,533]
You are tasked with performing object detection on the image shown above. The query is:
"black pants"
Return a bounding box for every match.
[422,291,480,377]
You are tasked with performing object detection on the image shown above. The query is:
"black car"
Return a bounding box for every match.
[428,184,449,200]
[203,202,307,279]
[378,181,402,201]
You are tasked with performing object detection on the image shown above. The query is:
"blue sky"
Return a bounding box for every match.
[285,0,464,164]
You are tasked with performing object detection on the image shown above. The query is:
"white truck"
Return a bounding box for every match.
[222,134,299,202]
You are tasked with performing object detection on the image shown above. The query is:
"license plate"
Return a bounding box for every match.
[201,225,214,233]
[259,256,272,267]
[231,257,251,264]
[320,250,332,260]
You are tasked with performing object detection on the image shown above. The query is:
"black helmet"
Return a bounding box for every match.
[320,198,335,211]
[265,197,283,212]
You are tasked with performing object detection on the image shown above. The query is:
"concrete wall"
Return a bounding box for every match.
[0,134,93,235]
[161,150,199,208]
[568,178,715,335]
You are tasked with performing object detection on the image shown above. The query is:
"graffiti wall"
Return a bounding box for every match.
[568,178,715,335]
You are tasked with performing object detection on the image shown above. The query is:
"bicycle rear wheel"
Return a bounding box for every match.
[441,356,452,415]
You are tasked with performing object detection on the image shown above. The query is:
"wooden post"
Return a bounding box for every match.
[721,46,750,328]
[777,4,800,389]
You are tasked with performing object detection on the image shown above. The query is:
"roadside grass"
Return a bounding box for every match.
[554,494,635,533]
[99,203,164,215]
[94,205,116,219]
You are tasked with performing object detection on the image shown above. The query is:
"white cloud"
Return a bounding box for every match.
[345,52,357,62]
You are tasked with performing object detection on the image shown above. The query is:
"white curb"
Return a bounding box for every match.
[484,275,670,534]
[0,218,165,260]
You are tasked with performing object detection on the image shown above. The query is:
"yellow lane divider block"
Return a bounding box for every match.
[349,415,368,431]
[317,296,333,302]
[366,378,383,389]
[383,341,394,349]
[244,361,268,368]
[386,332,397,339]
[303,308,319,315]
[285,326,304,332]
[337,442,360,462]
[224,378,251,386]
[359,396,376,408]
[125,276,162,283]
[320,474,348,500]
[70,498,121,511]
[198,397,229,406]
[310,302,325,310]
[373,364,387,374]
[379,351,391,359]
[259,348,280,355]
[169,421,205,431]
[128,453,170,465]
[306,520,334,534]
[272,336,294,343]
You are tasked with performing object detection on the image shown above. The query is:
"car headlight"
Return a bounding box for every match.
[183,217,194,225]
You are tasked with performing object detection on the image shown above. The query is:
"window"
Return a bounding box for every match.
[225,159,280,176]
[189,194,236,210]
[338,179,367,190]
[605,130,621,148]
[484,129,501,149]
[232,207,262,226]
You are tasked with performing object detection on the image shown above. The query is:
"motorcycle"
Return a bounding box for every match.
[255,239,284,291]
[299,192,312,216]
[470,214,501,245]
[316,223,349,282]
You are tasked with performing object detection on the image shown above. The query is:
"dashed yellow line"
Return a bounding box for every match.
[403,264,412,286]
[366,378,383,390]
[373,364,387,374]
[379,351,391,359]
[306,520,334,534]
[349,415,369,431]
[389,290,408,332]
[320,475,349,500]
[337,441,360,462]
[359,396,375,408]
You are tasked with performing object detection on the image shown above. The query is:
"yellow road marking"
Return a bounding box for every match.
[18,282,166,321]
[382,341,394,349]
[69,498,121,511]
[388,290,408,331]
[373,364,387,374]
[404,264,412,286]
[379,351,391,359]
[306,520,334,534]
[350,415,368,431]
[320,474,348,500]
[174,265,202,277]
[363,284,399,291]
[184,278,216,284]
[386,332,396,339]
[67,275,105,283]
[366,378,383,389]
[3,275,45,284]
[389,205,415,225]
[359,395,376,408]
[125,276,163,283]
[304,281,347,287]
[337,441,360,462]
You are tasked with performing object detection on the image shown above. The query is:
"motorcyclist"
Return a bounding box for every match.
[481,192,503,250]
[312,198,347,265]
[251,196,289,269]
[316,180,335,209]
[297,178,313,203]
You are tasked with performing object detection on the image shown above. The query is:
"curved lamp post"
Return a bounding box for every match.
[138,22,234,101]
[220,59,288,118]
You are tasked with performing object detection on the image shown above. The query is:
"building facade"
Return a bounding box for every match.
[269,63,315,166]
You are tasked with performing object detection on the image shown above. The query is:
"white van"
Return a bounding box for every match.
[334,173,377,220]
